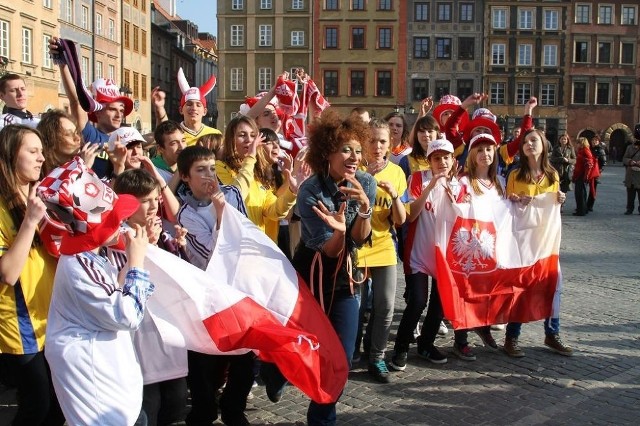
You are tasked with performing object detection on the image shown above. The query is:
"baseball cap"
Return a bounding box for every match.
[468,133,498,151]
[426,139,455,158]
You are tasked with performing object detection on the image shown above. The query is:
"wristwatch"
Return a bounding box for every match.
[357,206,373,219]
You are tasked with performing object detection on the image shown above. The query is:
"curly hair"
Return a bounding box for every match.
[514,129,557,184]
[221,115,260,172]
[37,109,80,174]
[305,109,372,174]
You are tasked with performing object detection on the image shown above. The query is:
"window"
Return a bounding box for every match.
[458,38,474,60]
[437,3,451,22]
[261,0,272,9]
[95,61,103,79]
[413,79,429,101]
[350,70,365,96]
[65,0,73,23]
[598,42,611,63]
[376,71,392,96]
[378,28,392,49]
[415,3,429,21]
[0,20,9,58]
[259,25,272,46]
[231,68,244,91]
[292,0,304,9]
[141,0,146,12]
[378,0,392,11]
[436,38,451,59]
[518,9,533,29]
[622,6,637,25]
[413,37,429,58]
[492,8,507,29]
[596,82,610,104]
[573,81,587,103]
[323,70,338,96]
[43,35,52,68]
[621,42,634,64]
[351,27,365,49]
[124,21,130,49]
[325,27,338,48]
[43,0,52,7]
[490,82,506,105]
[22,28,32,64]
[540,83,556,106]
[291,31,304,46]
[133,72,139,99]
[544,9,558,30]
[575,41,589,62]
[141,30,147,55]
[108,64,115,81]
[491,43,505,65]
[259,67,272,91]
[325,0,338,10]
[516,83,532,105]
[231,25,244,46]
[232,0,243,10]
[460,3,473,22]
[543,45,557,66]
[109,19,115,40]
[518,44,532,66]
[619,83,633,104]
[82,56,89,82]
[435,80,450,100]
[457,80,473,100]
[352,0,365,10]
[598,5,612,24]
[133,25,139,52]
[575,4,590,23]
[82,6,89,30]
[96,13,103,36]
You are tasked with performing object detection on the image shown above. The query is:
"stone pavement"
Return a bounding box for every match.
[1,164,638,425]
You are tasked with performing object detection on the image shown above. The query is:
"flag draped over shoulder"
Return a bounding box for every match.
[434,192,562,329]
[144,206,348,404]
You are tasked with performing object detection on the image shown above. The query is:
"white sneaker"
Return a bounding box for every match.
[438,321,448,336]
[491,324,505,331]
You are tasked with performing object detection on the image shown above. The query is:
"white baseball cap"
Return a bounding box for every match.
[468,133,498,151]
[426,139,454,158]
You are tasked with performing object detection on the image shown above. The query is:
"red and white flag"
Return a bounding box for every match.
[434,192,562,329]
[143,206,348,404]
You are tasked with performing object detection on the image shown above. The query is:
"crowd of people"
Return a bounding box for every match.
[0,34,638,426]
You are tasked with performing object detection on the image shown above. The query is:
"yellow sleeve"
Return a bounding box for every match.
[215,157,256,200]
[263,187,297,221]
[506,173,517,197]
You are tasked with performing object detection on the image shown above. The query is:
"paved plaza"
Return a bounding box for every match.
[1,164,638,425]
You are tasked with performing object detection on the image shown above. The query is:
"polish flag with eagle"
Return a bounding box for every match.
[434,192,563,329]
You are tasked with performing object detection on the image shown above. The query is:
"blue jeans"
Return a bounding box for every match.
[506,318,560,338]
[307,294,360,426]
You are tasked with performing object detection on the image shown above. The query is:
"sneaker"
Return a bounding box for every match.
[503,336,525,358]
[260,362,287,403]
[453,343,477,361]
[368,359,391,383]
[351,352,362,365]
[544,334,574,357]
[491,324,505,331]
[438,321,448,336]
[624,210,632,215]
[416,339,448,364]
[474,327,498,350]
[390,351,408,371]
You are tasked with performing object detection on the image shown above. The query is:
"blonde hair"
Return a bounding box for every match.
[464,144,504,196]
[576,137,590,149]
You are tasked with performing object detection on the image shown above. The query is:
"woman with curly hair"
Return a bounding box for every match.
[216,115,298,239]
[384,111,412,165]
[293,109,376,425]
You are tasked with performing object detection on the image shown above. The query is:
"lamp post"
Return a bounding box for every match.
[119,86,132,126]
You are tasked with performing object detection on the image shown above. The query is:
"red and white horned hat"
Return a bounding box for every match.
[177,67,217,108]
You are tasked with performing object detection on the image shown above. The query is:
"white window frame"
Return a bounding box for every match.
[258,67,272,91]
[259,25,272,47]
[22,27,32,64]
[598,41,612,63]
[595,81,611,105]
[574,40,590,63]
[96,61,103,79]
[108,64,116,81]
[621,5,637,25]
[491,43,505,65]
[490,82,506,105]
[291,30,304,46]
[81,6,89,30]
[620,41,635,64]
[543,45,557,67]
[43,0,52,8]
[0,20,9,58]
[232,0,244,10]
[598,4,613,24]
[543,9,559,30]
[109,19,115,40]
[572,81,588,104]
[518,9,534,30]
[231,25,244,47]
[65,0,73,23]
[81,56,89,82]
[231,68,244,91]
[619,81,633,104]
[575,3,591,24]
[43,35,52,68]
[261,0,272,9]
[292,0,303,9]
[518,44,532,66]
[96,13,102,36]
[516,82,532,105]
[492,7,507,29]
[540,83,556,106]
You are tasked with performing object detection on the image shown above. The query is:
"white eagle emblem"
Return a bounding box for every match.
[451,222,495,275]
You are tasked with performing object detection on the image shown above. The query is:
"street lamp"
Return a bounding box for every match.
[119,86,132,126]
[393,105,400,113]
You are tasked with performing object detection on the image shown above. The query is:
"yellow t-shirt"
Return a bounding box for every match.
[0,201,57,354]
[181,123,222,147]
[506,171,559,197]
[357,162,407,267]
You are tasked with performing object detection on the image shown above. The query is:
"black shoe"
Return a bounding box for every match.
[416,337,448,364]
[221,412,250,426]
[259,362,286,403]
[390,351,408,371]
[625,210,633,215]
[368,359,391,383]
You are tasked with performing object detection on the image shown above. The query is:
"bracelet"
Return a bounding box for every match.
[357,206,373,219]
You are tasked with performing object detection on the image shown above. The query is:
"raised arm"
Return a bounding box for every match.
[49,37,89,130]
